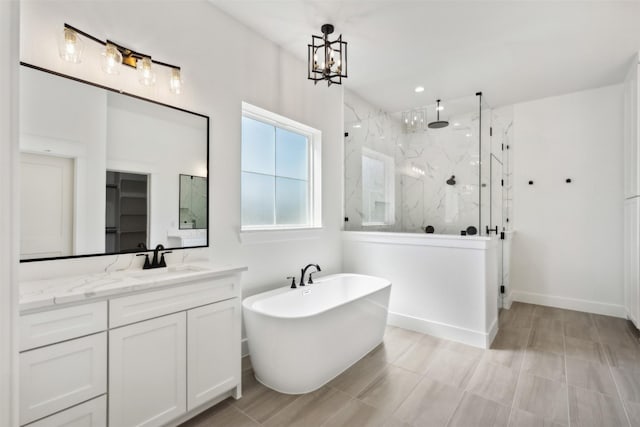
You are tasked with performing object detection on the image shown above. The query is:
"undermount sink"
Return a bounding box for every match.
[128,264,209,279]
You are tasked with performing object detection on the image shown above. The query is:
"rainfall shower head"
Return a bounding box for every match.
[428,99,449,129]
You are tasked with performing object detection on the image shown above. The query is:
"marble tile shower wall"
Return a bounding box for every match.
[401,111,482,234]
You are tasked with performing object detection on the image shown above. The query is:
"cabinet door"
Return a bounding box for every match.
[109,313,186,427]
[625,198,640,328]
[187,299,240,410]
[27,395,106,427]
[20,333,106,425]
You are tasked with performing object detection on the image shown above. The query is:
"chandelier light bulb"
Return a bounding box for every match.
[58,27,84,63]
[101,43,123,75]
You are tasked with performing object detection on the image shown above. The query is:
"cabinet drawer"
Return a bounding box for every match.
[26,395,106,427]
[109,277,238,328]
[20,333,107,425]
[20,302,107,351]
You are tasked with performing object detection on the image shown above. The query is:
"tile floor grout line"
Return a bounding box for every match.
[504,304,533,426]
[250,387,305,426]
[592,314,633,427]
[317,395,356,427]
[232,403,263,426]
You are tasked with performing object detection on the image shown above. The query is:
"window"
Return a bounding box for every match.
[361,147,395,225]
[241,102,321,230]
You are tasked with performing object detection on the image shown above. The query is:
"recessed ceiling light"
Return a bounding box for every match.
[352,123,361,128]
[466,133,472,137]
[453,122,460,127]
[414,86,424,93]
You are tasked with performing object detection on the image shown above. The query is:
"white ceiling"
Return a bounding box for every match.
[209,0,640,112]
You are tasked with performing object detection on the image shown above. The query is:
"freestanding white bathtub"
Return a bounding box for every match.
[243,273,391,394]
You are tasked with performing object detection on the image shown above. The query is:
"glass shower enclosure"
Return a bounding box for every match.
[344,93,507,237]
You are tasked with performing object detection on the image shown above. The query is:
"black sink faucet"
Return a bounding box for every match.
[300,264,321,286]
[137,244,172,269]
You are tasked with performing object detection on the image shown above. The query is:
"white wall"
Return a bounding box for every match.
[0,1,20,425]
[510,84,625,316]
[18,1,344,302]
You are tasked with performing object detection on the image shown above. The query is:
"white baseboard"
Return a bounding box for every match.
[241,338,249,357]
[503,290,513,310]
[387,311,498,349]
[511,290,626,318]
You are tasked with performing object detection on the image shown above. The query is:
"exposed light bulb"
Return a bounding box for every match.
[437,105,444,111]
[58,27,84,63]
[101,43,123,75]
[169,68,183,94]
[137,57,156,87]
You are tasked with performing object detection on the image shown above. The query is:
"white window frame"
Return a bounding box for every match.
[240,102,322,232]
[361,147,395,226]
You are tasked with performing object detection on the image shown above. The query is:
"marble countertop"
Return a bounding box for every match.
[20,262,248,312]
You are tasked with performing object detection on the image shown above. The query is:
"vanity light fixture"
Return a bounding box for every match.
[101,43,123,75]
[169,68,183,94]
[58,23,183,94]
[137,57,156,86]
[58,26,84,63]
[308,24,348,86]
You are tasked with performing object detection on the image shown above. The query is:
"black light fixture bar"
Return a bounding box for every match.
[63,22,180,70]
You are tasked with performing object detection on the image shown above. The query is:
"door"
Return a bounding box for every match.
[624,198,640,328]
[20,152,74,259]
[187,299,240,410]
[109,313,186,427]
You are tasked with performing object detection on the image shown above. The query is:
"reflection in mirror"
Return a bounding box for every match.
[106,171,149,253]
[19,63,209,261]
[179,175,207,230]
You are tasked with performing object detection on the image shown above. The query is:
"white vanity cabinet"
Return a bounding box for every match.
[19,265,245,427]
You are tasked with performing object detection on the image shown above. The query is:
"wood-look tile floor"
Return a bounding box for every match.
[180,303,640,427]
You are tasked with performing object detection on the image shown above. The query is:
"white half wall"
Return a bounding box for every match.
[511,84,625,317]
[343,232,500,348]
[0,1,20,425]
[18,1,344,304]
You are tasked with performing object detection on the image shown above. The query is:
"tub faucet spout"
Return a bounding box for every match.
[300,264,321,286]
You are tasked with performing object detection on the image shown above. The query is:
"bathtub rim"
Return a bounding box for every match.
[242,273,391,320]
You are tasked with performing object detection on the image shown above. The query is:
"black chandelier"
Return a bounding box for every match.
[307,24,348,86]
